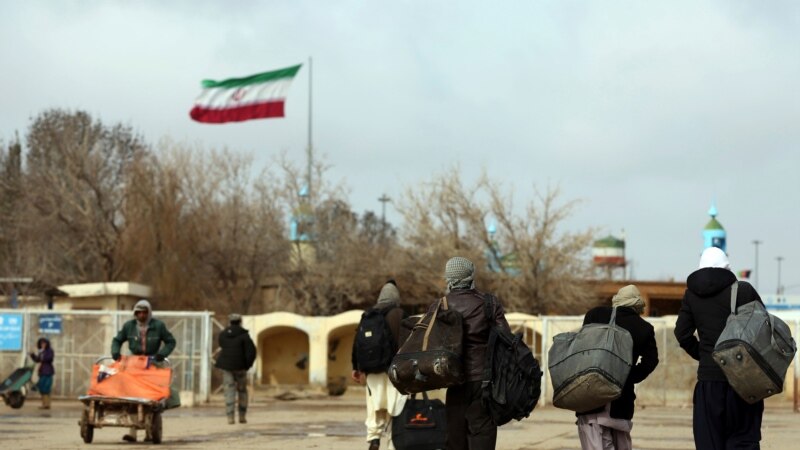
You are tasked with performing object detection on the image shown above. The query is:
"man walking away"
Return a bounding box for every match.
[351,280,407,450]
[674,247,765,449]
[438,256,510,450]
[576,284,659,449]
[216,313,257,424]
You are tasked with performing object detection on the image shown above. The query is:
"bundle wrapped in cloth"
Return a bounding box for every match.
[87,355,171,402]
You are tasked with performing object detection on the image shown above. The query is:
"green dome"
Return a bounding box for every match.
[704,217,724,231]
[594,235,625,248]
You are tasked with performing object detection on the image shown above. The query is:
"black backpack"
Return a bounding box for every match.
[355,307,396,373]
[481,296,542,426]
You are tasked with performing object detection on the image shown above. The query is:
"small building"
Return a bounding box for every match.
[52,282,151,311]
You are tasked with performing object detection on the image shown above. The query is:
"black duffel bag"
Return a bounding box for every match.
[388,297,464,394]
[392,392,447,450]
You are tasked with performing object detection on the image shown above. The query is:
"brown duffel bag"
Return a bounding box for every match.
[388,297,465,394]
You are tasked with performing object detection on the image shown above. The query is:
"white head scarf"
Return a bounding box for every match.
[698,247,731,270]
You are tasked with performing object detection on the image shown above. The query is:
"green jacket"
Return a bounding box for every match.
[111,318,176,358]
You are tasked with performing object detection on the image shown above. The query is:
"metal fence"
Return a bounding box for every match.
[523,316,800,408]
[0,309,213,401]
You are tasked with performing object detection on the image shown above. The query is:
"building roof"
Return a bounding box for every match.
[56,282,151,299]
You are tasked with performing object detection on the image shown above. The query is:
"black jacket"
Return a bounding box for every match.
[215,324,257,371]
[674,267,762,381]
[439,288,510,382]
[578,306,659,420]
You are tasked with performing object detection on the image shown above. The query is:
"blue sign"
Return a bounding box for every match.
[39,314,62,335]
[0,313,23,351]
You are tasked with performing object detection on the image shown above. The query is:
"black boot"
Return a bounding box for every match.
[369,439,380,450]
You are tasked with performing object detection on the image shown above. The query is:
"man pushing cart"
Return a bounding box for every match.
[78,299,180,444]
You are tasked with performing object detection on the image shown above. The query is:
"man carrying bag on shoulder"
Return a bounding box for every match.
[352,280,408,450]
[438,257,510,450]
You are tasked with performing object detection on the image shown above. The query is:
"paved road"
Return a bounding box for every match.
[1,394,797,449]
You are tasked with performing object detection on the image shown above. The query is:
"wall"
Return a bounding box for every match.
[243,310,800,406]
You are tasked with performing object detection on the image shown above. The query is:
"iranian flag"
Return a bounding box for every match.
[190,64,302,124]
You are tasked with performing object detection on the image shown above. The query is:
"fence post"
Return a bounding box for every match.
[540,317,549,407]
[20,310,30,367]
[200,311,211,403]
[662,319,669,406]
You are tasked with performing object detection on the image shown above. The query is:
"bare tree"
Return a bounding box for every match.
[20,109,149,283]
[174,148,290,314]
[273,157,402,315]
[397,168,596,314]
[120,144,208,309]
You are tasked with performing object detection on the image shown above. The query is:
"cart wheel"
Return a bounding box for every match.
[80,409,94,444]
[150,411,162,444]
[7,391,25,409]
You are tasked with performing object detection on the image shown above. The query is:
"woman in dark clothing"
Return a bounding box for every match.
[674,246,764,450]
[576,284,659,449]
[29,337,55,409]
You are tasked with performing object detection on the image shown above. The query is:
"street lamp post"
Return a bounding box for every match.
[776,256,784,297]
[752,240,762,290]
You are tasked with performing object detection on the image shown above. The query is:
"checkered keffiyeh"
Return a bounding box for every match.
[445,256,475,291]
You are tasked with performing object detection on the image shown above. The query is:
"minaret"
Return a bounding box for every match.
[703,201,726,252]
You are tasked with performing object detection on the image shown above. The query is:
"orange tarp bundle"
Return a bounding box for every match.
[87,356,171,401]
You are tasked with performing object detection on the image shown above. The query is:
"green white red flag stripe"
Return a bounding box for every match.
[190,64,302,124]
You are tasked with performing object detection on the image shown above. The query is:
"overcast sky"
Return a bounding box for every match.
[1,1,798,294]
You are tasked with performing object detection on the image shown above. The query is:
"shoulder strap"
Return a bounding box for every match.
[483,293,494,324]
[609,306,618,325]
[422,297,445,351]
[729,282,739,315]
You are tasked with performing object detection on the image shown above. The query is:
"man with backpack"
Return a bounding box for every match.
[674,247,764,449]
[351,280,408,450]
[575,284,659,450]
[439,256,510,450]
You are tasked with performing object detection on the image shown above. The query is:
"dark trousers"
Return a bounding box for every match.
[445,381,497,450]
[693,381,763,450]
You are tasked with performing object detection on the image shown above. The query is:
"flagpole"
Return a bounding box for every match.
[307,57,313,201]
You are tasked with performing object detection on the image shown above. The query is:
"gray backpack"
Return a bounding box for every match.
[548,307,633,413]
[712,282,797,404]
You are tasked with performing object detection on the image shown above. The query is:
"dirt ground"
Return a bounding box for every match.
[1,390,798,449]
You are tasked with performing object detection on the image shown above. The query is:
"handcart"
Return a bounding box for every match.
[78,356,171,444]
[78,394,165,444]
[0,357,34,409]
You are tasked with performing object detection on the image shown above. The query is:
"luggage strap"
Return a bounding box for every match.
[728,281,792,357]
[421,297,447,351]
[728,282,739,315]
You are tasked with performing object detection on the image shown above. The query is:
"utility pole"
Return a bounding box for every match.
[306,57,313,201]
[776,256,784,297]
[378,194,391,236]
[752,239,762,290]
